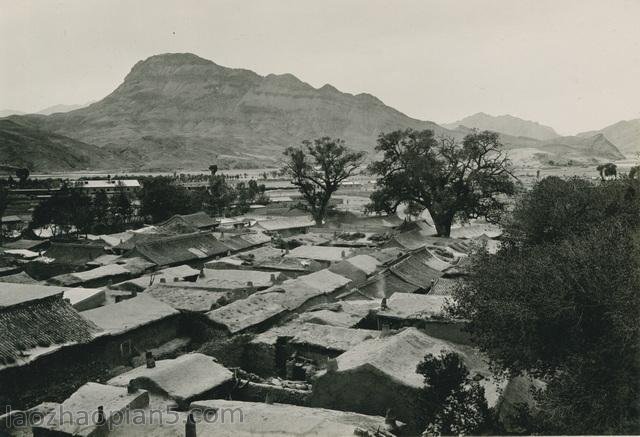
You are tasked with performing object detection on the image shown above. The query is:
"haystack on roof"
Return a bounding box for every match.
[81,294,179,336]
[33,382,149,436]
[0,283,100,368]
[286,245,354,262]
[145,284,228,312]
[132,233,231,266]
[108,353,232,405]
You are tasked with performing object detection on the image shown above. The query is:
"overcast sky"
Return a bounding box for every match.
[1,0,639,134]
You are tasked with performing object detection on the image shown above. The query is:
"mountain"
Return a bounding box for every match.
[20,53,445,170]
[0,109,25,117]
[577,119,640,157]
[444,112,560,140]
[36,102,93,115]
[5,53,626,170]
[0,117,121,171]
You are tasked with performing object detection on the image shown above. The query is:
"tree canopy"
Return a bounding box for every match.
[283,137,365,225]
[367,129,516,236]
[451,177,640,434]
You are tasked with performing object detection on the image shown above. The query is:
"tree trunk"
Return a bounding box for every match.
[432,213,453,237]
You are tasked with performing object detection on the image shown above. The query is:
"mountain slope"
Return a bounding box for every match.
[578,119,640,156]
[444,112,560,140]
[6,53,627,170]
[22,53,445,169]
[37,102,92,115]
[0,118,122,171]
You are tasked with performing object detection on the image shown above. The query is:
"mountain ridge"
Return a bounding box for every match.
[2,52,627,171]
[444,112,560,140]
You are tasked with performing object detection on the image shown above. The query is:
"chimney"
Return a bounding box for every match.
[380,297,389,311]
[131,289,138,297]
[159,277,166,284]
[270,273,276,283]
[174,277,180,282]
[199,268,205,278]
[145,351,156,368]
[381,323,391,338]
[185,412,197,437]
[326,358,338,373]
[220,231,224,239]
[341,250,346,259]
[246,281,253,287]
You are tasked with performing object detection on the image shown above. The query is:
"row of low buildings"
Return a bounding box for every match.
[0,210,533,436]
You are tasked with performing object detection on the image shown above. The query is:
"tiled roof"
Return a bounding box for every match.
[357,270,421,299]
[389,255,443,288]
[133,233,231,266]
[429,277,464,295]
[0,291,100,367]
[286,245,353,262]
[254,216,315,231]
[43,242,106,266]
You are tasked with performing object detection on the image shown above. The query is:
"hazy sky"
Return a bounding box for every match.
[1,0,639,134]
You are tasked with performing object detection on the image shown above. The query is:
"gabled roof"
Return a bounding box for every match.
[357,270,421,299]
[196,269,286,289]
[81,294,179,336]
[34,383,147,436]
[254,216,315,231]
[0,271,40,284]
[48,257,155,287]
[43,242,106,266]
[112,399,389,437]
[378,293,448,320]
[252,322,378,352]
[429,277,463,296]
[0,239,48,251]
[286,245,353,262]
[0,288,100,368]
[388,255,443,288]
[329,254,381,283]
[132,233,231,266]
[113,264,201,291]
[298,300,380,328]
[333,328,494,392]
[206,293,288,334]
[108,353,232,404]
[159,211,219,230]
[145,284,228,312]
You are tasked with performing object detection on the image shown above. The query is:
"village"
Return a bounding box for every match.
[0,151,534,436]
[1,2,639,435]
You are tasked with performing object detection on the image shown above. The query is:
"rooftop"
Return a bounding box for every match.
[286,245,354,262]
[81,294,179,335]
[146,284,228,312]
[108,353,232,404]
[378,293,448,320]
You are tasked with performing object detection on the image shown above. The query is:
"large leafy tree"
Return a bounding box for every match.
[283,137,365,226]
[140,176,195,223]
[451,177,640,434]
[367,129,516,236]
[416,351,494,435]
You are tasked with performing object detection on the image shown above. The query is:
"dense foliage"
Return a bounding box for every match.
[283,137,365,225]
[367,129,516,236]
[416,351,494,435]
[452,176,640,434]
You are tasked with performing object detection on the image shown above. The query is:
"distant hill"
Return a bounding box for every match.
[578,119,640,157]
[444,112,560,140]
[0,118,122,171]
[4,53,628,171]
[0,109,24,117]
[36,102,93,115]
